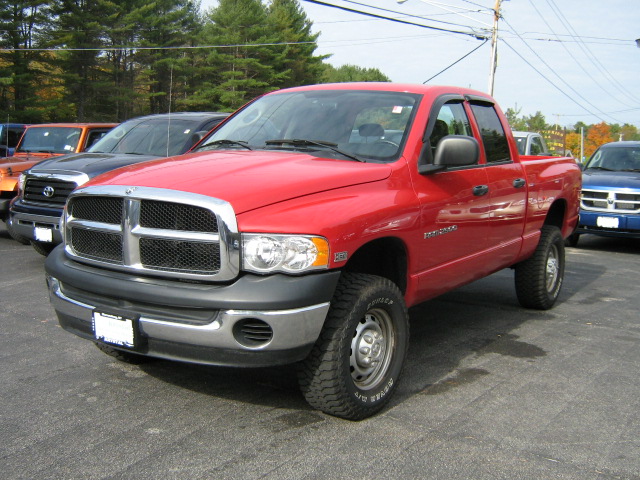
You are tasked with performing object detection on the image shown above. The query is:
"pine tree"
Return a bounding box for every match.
[0,0,51,122]
[193,0,284,111]
[267,0,325,88]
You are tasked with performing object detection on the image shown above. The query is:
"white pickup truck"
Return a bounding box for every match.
[513,131,551,156]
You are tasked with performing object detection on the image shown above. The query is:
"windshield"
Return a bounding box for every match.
[584,146,640,171]
[89,118,203,156]
[198,90,419,162]
[17,127,82,154]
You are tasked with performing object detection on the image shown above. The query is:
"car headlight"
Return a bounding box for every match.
[17,173,27,195]
[242,234,329,274]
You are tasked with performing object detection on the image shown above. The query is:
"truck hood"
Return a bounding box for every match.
[29,152,160,178]
[582,170,640,190]
[88,150,394,214]
[0,154,50,175]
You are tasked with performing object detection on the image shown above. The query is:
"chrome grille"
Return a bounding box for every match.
[64,186,240,281]
[24,177,77,206]
[581,189,640,213]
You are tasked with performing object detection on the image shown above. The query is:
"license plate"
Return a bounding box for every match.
[596,216,619,229]
[34,226,53,242]
[93,311,136,348]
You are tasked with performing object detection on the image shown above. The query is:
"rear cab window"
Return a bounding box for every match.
[469,102,511,163]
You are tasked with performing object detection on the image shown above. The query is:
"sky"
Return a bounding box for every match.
[200,0,640,129]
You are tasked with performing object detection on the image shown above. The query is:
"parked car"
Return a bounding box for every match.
[44,83,581,419]
[567,141,640,246]
[0,123,28,158]
[512,131,551,156]
[10,112,229,254]
[1,123,117,243]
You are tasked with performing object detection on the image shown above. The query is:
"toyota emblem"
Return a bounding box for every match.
[43,186,55,197]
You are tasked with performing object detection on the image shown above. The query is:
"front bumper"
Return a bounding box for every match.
[577,210,640,239]
[10,208,63,244]
[45,247,341,367]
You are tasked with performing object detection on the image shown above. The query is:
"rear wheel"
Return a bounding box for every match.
[298,272,409,420]
[515,225,565,310]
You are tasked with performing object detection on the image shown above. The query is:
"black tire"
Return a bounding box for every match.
[515,225,565,310]
[6,216,30,245]
[30,240,56,256]
[298,272,409,420]
[565,232,580,247]
[95,342,152,364]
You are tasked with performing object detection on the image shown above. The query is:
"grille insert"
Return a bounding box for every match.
[70,228,123,263]
[581,189,640,213]
[140,201,218,232]
[70,197,124,224]
[140,238,220,273]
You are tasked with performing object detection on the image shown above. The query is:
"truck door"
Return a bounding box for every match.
[410,97,491,295]
[468,100,527,267]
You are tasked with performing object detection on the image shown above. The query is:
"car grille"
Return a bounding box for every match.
[581,189,640,213]
[64,186,239,281]
[24,177,78,206]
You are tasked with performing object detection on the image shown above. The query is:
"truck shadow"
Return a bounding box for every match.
[137,262,606,420]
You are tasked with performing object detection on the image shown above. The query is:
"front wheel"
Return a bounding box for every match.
[298,273,409,420]
[6,216,30,245]
[515,225,565,310]
[31,240,56,256]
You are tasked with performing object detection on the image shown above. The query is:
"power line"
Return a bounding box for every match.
[301,0,487,39]
[423,38,488,83]
[0,41,317,52]
[500,17,619,123]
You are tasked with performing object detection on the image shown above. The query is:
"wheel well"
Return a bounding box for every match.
[544,200,566,230]
[343,237,407,294]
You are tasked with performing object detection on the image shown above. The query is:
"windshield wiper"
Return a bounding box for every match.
[197,139,252,151]
[585,166,613,171]
[265,139,364,162]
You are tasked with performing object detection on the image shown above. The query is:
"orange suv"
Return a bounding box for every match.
[1,123,116,241]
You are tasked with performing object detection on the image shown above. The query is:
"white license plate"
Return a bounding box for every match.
[596,216,619,229]
[34,226,53,242]
[93,311,136,348]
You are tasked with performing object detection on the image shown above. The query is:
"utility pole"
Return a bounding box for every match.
[488,0,502,96]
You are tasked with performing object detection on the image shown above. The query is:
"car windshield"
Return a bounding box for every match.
[89,118,203,156]
[197,89,419,162]
[17,127,82,154]
[584,146,640,171]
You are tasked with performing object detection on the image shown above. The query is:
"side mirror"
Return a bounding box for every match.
[419,136,479,174]
[434,136,479,167]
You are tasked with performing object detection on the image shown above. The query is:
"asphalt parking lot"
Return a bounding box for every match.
[1,224,639,480]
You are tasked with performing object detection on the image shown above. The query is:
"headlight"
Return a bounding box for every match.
[17,173,27,195]
[242,234,329,274]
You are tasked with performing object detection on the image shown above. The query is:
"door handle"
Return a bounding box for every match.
[473,185,489,196]
[513,178,526,188]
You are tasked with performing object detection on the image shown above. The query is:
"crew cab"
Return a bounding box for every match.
[10,112,229,254]
[44,83,581,420]
[1,123,116,241]
[568,141,640,246]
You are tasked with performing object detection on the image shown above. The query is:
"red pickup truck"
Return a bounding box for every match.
[44,83,581,420]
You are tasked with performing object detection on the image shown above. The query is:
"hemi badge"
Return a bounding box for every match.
[334,252,348,262]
